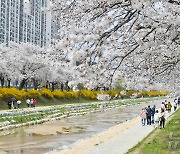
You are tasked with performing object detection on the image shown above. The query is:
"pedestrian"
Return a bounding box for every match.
[11,101,14,109]
[26,98,30,107]
[17,100,21,109]
[167,102,172,113]
[151,105,156,124]
[164,100,168,110]
[33,99,37,108]
[160,102,165,110]
[140,108,147,126]
[159,109,165,129]
[173,100,177,111]
[30,98,34,107]
[146,105,152,125]
[154,110,160,128]
[178,97,180,106]
[8,101,11,109]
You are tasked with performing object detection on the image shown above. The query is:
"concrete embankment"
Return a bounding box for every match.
[0,100,121,134]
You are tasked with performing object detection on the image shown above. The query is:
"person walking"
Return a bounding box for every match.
[30,99,34,107]
[164,100,168,110]
[26,98,30,107]
[151,105,156,124]
[173,100,177,111]
[7,101,11,109]
[167,102,172,113]
[140,108,147,126]
[160,102,165,110]
[178,97,180,106]
[11,101,14,109]
[17,100,21,109]
[159,109,165,129]
[154,110,160,128]
[33,99,37,108]
[146,105,152,125]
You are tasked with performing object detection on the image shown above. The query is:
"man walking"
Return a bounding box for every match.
[151,105,156,124]
[146,105,152,125]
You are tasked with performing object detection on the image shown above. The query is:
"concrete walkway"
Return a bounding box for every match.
[83,109,174,154]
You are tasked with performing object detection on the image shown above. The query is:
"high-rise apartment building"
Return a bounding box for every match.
[0,0,52,48]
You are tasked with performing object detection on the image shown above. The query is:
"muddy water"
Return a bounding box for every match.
[0,99,168,154]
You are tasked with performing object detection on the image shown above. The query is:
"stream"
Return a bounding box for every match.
[0,98,169,154]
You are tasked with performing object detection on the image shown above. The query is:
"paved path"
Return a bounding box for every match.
[83,124,155,154]
[83,100,175,154]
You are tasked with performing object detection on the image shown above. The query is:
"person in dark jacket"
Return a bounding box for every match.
[151,105,156,124]
[146,105,152,125]
[178,97,180,105]
[8,101,11,109]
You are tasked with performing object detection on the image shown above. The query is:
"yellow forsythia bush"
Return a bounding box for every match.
[137,92,143,98]
[146,91,159,97]
[0,87,169,102]
[68,91,78,98]
[40,88,54,99]
[0,88,26,100]
[52,90,66,98]
[159,90,169,96]
[52,90,78,98]
[141,90,149,97]
[63,91,78,98]
[81,90,101,99]
[0,93,3,99]
[146,90,168,97]
[125,90,137,98]
[25,90,41,98]
[103,90,120,98]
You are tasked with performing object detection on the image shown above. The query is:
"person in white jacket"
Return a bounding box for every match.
[26,98,30,107]
[17,100,21,109]
[154,110,160,128]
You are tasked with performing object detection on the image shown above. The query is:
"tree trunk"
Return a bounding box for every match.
[15,80,18,88]
[52,82,57,91]
[61,83,64,91]
[65,81,70,91]
[25,81,28,91]
[32,79,38,90]
[7,79,11,88]
[0,77,4,88]
[19,78,26,90]
[46,81,49,89]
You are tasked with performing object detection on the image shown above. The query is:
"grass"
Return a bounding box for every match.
[0,96,165,111]
[0,96,165,110]
[0,96,99,110]
[128,109,180,154]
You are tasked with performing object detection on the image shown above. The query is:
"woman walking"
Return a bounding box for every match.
[33,99,37,108]
[154,110,160,128]
[159,109,165,129]
[167,102,172,113]
[140,108,147,126]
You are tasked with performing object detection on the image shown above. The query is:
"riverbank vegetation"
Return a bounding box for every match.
[0,88,168,110]
[128,109,180,154]
[0,97,161,135]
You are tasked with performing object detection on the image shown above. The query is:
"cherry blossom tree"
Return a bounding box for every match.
[0,43,48,89]
[50,0,179,91]
[0,44,9,87]
[0,0,179,93]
